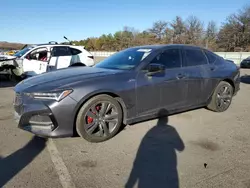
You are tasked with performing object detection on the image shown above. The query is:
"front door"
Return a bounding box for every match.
[136,48,187,115]
[136,69,163,116]
[154,48,188,110]
[22,47,49,76]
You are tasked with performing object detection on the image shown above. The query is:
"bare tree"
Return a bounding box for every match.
[185,15,204,45]
[205,21,218,50]
[148,20,168,40]
[170,16,187,44]
[217,5,250,51]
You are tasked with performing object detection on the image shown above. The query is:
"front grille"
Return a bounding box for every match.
[14,92,23,106]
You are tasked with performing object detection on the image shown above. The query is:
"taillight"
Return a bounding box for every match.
[88,56,94,59]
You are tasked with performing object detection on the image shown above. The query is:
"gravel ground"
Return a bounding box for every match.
[1,67,250,188]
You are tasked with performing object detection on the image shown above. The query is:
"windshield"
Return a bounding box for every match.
[94,48,152,70]
[13,47,33,57]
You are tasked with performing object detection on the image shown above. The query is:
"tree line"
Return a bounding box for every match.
[70,4,250,52]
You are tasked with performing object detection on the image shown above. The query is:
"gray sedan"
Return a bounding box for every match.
[13,44,240,142]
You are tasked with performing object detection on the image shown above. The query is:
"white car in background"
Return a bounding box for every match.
[0,42,95,80]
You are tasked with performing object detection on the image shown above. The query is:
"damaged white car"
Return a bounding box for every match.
[0,42,95,81]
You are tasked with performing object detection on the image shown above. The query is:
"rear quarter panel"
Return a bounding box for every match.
[208,58,240,97]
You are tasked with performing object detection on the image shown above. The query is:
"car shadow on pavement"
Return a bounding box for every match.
[0,74,18,88]
[125,109,185,188]
[240,75,250,84]
[0,136,47,187]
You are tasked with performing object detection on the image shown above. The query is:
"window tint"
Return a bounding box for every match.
[184,48,208,67]
[150,49,181,69]
[70,47,82,55]
[204,50,217,64]
[51,47,71,57]
[27,47,48,61]
[94,48,152,70]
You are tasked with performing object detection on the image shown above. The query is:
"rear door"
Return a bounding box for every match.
[48,46,72,71]
[202,49,222,101]
[181,47,209,106]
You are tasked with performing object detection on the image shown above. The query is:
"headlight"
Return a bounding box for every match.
[27,90,73,101]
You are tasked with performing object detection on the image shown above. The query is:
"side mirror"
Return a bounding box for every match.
[146,63,165,76]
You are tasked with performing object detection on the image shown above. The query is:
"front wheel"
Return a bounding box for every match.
[207,81,234,112]
[76,94,123,143]
[9,68,22,82]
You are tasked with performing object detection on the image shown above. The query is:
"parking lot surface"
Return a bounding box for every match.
[1,68,250,188]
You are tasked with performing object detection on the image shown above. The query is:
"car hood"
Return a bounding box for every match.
[0,54,17,62]
[15,66,123,92]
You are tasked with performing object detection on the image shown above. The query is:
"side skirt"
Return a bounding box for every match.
[125,103,207,125]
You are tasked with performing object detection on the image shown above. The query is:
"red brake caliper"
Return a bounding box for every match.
[87,105,101,124]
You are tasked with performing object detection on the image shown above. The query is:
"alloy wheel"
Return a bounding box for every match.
[84,101,119,137]
[216,85,232,111]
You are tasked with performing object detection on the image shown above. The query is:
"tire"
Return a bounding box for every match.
[9,68,22,82]
[76,94,123,143]
[207,81,234,112]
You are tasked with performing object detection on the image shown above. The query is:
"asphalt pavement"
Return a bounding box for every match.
[1,68,250,188]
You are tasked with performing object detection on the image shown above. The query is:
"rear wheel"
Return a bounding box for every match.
[207,81,234,112]
[76,94,123,142]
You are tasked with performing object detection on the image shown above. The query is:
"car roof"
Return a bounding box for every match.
[129,44,207,50]
[36,44,79,47]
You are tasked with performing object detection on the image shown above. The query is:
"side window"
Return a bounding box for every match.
[51,46,72,57]
[204,50,217,64]
[70,47,82,55]
[150,49,181,69]
[184,48,208,67]
[26,47,48,62]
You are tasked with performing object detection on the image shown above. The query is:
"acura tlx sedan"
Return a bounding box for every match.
[13,44,240,143]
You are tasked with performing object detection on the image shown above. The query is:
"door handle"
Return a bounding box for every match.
[176,73,186,79]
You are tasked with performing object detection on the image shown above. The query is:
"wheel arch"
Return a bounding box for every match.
[72,91,128,136]
[206,77,235,105]
[222,78,235,93]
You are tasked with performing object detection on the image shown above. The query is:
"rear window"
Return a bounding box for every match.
[70,47,82,55]
[204,50,217,64]
[51,46,71,56]
[183,48,208,67]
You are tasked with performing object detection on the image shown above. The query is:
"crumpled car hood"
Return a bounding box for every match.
[0,55,17,62]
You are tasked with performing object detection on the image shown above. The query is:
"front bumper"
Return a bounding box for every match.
[13,92,78,138]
